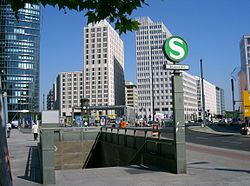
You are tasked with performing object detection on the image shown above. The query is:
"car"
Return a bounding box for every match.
[146,121,153,127]
[217,119,227,126]
[229,118,241,125]
[240,127,250,135]
[11,120,19,128]
[197,118,203,123]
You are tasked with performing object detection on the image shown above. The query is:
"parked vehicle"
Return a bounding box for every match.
[229,118,241,125]
[11,120,19,128]
[146,121,153,127]
[240,127,250,135]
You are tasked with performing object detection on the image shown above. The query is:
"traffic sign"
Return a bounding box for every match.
[243,107,250,117]
[243,90,250,107]
[163,64,189,70]
[163,36,188,63]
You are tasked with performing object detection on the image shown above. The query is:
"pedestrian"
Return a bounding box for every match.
[32,123,39,141]
[120,118,127,129]
[6,123,11,138]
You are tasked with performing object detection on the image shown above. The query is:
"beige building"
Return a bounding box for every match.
[196,76,217,119]
[54,71,83,117]
[125,81,138,111]
[83,20,125,115]
[182,72,198,121]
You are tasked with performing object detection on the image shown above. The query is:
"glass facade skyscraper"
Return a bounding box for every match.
[0,1,40,120]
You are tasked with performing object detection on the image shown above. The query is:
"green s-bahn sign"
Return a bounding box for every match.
[163,36,188,63]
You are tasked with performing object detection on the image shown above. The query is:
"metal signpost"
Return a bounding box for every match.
[162,36,188,174]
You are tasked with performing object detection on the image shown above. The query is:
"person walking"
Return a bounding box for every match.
[120,118,127,129]
[6,123,11,138]
[32,123,39,141]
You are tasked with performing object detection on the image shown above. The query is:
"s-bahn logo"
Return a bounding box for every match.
[163,36,188,63]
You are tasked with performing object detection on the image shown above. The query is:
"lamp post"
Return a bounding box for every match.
[150,46,159,123]
[230,67,238,119]
[150,47,155,122]
[200,59,206,127]
[231,78,235,119]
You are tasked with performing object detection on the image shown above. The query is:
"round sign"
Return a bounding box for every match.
[163,36,188,63]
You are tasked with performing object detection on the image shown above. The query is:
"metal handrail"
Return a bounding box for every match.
[100,126,173,141]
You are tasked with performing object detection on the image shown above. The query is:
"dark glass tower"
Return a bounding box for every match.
[0,1,40,120]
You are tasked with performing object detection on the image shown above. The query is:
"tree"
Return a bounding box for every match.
[6,0,149,34]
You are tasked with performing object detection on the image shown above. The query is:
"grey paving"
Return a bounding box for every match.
[7,128,41,186]
[7,128,250,186]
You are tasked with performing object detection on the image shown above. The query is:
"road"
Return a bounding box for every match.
[161,124,250,152]
[186,129,250,152]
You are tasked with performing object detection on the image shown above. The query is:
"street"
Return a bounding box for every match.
[161,124,250,152]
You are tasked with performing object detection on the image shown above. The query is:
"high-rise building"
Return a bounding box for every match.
[83,20,125,115]
[239,35,250,90]
[239,35,250,114]
[0,2,40,120]
[136,17,172,120]
[47,89,54,110]
[125,80,138,110]
[54,71,83,117]
[47,83,57,111]
[196,77,217,118]
[216,87,225,115]
[182,72,198,121]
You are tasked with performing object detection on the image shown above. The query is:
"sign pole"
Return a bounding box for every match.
[163,35,188,174]
[172,70,186,173]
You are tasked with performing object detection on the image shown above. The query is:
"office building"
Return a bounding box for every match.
[83,20,125,115]
[182,72,198,121]
[47,83,57,111]
[47,89,54,110]
[216,87,225,115]
[239,35,250,114]
[125,80,138,111]
[0,2,40,120]
[239,35,250,91]
[54,71,83,117]
[136,17,172,120]
[196,77,217,119]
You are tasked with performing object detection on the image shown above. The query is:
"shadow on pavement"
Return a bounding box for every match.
[209,125,242,134]
[18,145,41,184]
[188,161,210,165]
[213,134,235,137]
[215,168,250,174]
[124,165,164,175]
[188,166,250,174]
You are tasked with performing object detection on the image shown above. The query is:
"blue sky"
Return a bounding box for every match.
[40,0,250,110]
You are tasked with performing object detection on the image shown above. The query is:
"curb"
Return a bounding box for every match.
[188,126,250,138]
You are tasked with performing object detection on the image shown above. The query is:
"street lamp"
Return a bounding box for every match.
[231,78,235,119]
[151,47,155,122]
[200,59,206,127]
[150,46,160,122]
[230,67,239,119]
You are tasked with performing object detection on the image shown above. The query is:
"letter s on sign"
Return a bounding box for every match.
[169,38,185,60]
[163,36,188,63]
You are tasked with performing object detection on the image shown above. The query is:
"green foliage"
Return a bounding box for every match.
[225,111,240,119]
[6,0,148,34]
